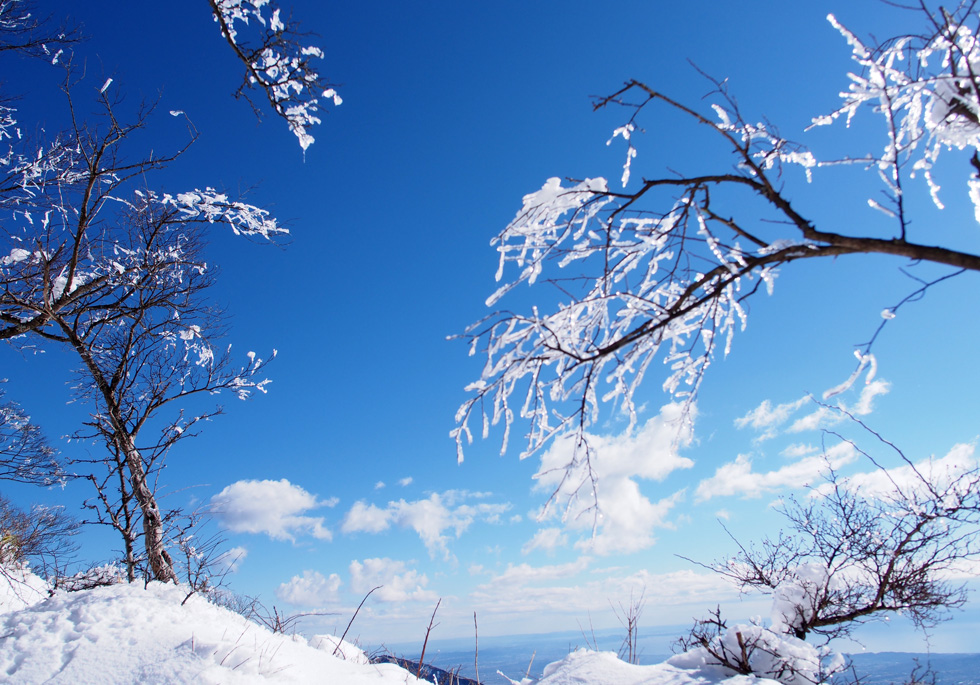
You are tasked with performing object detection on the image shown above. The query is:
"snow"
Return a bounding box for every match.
[0,566,798,684]
[0,565,48,614]
[525,649,778,684]
[0,569,425,684]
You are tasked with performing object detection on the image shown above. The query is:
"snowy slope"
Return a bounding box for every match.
[0,570,424,684]
[0,568,781,684]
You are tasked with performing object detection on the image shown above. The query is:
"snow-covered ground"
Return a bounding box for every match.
[0,565,788,684]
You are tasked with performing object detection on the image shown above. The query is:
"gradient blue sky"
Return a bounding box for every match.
[3,0,979,650]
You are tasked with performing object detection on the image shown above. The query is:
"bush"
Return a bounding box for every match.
[0,495,79,579]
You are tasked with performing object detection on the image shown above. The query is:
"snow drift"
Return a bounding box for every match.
[0,566,798,684]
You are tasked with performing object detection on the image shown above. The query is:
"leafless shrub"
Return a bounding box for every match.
[0,493,78,580]
[612,588,645,664]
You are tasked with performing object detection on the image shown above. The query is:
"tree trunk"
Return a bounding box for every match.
[115,432,176,582]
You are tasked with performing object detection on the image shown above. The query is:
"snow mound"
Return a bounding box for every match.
[0,578,423,684]
[0,564,49,614]
[509,649,780,685]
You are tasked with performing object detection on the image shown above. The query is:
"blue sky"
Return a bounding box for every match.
[3,0,979,650]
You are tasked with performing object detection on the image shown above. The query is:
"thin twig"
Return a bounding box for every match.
[334,585,381,657]
[473,611,481,684]
[417,598,442,678]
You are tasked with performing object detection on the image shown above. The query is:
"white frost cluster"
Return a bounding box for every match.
[211,0,340,150]
[155,187,288,239]
[817,13,980,220]
[456,173,766,463]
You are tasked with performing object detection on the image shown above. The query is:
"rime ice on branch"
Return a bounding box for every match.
[209,0,341,150]
[0,2,289,579]
[454,5,980,471]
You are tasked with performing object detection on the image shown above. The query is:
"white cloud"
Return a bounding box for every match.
[484,557,592,587]
[787,405,837,433]
[521,527,568,555]
[374,481,385,490]
[739,381,891,440]
[210,479,332,541]
[341,501,391,534]
[470,563,736,622]
[276,570,342,607]
[398,476,413,487]
[791,381,890,433]
[341,491,511,559]
[348,558,438,603]
[533,403,694,555]
[214,546,248,574]
[817,442,978,501]
[848,379,890,416]
[781,443,819,458]
[735,396,808,440]
[695,441,858,501]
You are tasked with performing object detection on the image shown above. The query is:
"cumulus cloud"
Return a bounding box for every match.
[533,403,694,555]
[816,442,978,501]
[788,382,889,434]
[521,527,568,555]
[737,381,891,441]
[735,396,809,441]
[348,558,438,603]
[214,546,248,574]
[695,440,858,501]
[210,479,333,541]
[398,477,413,487]
[276,570,342,607]
[781,443,820,458]
[342,501,391,534]
[341,490,511,559]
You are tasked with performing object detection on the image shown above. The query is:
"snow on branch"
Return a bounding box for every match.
[817,10,980,223]
[153,188,288,240]
[209,0,341,151]
[0,387,64,486]
[455,6,980,472]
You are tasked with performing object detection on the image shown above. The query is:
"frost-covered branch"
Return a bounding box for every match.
[455,3,980,482]
[0,386,63,485]
[0,0,80,59]
[208,0,341,150]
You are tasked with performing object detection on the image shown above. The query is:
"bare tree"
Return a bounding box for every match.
[669,429,980,683]
[0,387,63,486]
[699,440,980,643]
[612,589,645,665]
[0,493,78,579]
[454,2,980,496]
[1,10,285,581]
